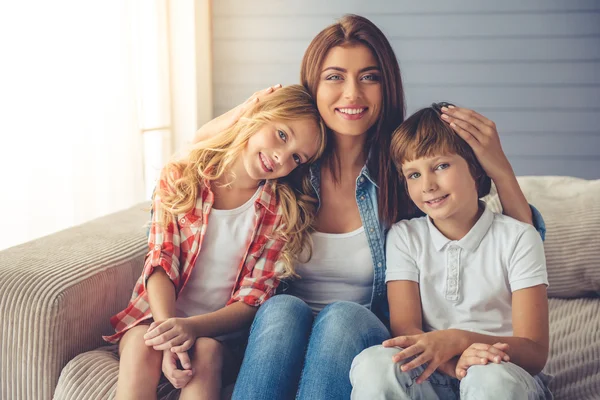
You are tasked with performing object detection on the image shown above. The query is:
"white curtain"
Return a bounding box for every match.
[0,0,177,250]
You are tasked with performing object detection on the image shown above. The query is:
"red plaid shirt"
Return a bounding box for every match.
[104,167,286,343]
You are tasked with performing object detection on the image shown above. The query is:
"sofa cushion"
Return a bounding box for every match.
[545,297,600,399]
[484,176,600,298]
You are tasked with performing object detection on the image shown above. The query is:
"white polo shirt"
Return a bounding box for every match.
[386,203,548,336]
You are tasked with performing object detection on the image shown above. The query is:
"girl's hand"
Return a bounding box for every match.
[440,106,513,182]
[382,330,464,384]
[162,350,193,389]
[455,342,510,380]
[144,318,196,352]
[193,84,282,143]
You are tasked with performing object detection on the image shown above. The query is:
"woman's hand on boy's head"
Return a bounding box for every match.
[193,84,282,143]
[440,106,513,182]
[143,317,196,352]
[382,330,465,384]
[455,342,510,380]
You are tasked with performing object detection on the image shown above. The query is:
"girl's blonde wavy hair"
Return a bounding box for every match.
[155,84,327,278]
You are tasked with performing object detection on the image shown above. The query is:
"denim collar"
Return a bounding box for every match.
[309,149,380,202]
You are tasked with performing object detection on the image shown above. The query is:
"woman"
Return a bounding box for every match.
[201,15,544,400]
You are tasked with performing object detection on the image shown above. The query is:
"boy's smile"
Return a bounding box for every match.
[402,153,481,240]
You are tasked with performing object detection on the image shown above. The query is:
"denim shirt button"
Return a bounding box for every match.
[360,195,365,201]
[377,262,382,267]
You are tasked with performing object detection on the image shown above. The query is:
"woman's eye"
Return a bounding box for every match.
[325,74,342,81]
[436,163,450,171]
[293,154,302,165]
[407,172,420,179]
[361,74,380,82]
[278,129,287,142]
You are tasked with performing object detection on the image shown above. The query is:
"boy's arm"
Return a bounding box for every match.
[400,225,549,376]
[448,284,549,376]
[387,280,461,378]
[388,280,423,337]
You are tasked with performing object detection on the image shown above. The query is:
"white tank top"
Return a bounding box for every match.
[288,226,374,314]
[175,188,260,319]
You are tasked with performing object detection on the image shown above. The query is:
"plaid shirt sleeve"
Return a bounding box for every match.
[142,169,182,290]
[103,167,183,343]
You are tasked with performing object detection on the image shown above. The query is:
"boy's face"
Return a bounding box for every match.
[401,153,480,224]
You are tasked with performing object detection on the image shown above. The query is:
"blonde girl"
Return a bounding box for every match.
[103,84,326,400]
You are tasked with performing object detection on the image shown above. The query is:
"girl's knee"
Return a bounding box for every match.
[191,337,224,370]
[119,325,162,367]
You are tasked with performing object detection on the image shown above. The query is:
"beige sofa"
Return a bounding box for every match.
[1,176,598,400]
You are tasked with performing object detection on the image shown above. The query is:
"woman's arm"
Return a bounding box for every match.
[440,106,533,225]
[193,85,281,144]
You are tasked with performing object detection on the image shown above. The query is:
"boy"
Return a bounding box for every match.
[349,103,552,399]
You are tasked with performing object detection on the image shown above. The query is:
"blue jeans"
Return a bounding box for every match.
[350,345,553,400]
[232,295,390,400]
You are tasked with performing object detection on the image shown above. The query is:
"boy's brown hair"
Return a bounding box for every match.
[390,103,491,207]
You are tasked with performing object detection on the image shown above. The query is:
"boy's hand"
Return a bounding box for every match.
[382,330,464,384]
[144,318,196,352]
[455,342,510,380]
[162,350,193,389]
[437,357,459,378]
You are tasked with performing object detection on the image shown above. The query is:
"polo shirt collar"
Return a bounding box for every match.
[427,202,494,252]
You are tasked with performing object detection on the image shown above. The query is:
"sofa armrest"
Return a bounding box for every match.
[0,203,149,400]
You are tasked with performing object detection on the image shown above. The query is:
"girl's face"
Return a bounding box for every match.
[316,44,382,137]
[242,118,321,181]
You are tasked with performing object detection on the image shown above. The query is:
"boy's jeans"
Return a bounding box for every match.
[350,345,553,400]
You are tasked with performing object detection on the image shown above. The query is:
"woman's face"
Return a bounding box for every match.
[316,44,382,137]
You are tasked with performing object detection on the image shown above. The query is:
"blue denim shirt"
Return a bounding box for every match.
[307,160,547,326]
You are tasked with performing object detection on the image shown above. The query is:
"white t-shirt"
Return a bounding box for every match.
[289,227,374,314]
[386,203,548,336]
[175,188,260,320]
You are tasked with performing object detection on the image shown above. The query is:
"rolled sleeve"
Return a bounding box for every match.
[142,169,182,291]
[530,204,546,241]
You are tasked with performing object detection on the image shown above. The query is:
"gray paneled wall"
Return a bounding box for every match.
[212,0,600,179]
